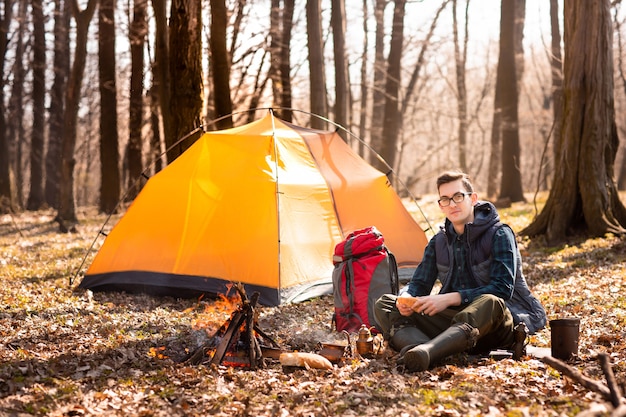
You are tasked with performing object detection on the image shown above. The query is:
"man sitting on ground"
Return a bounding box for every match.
[374,170,546,371]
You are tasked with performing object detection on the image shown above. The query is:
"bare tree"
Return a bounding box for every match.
[487,0,524,202]
[368,0,387,164]
[125,0,148,201]
[538,0,562,191]
[148,83,163,174]
[522,0,626,242]
[246,48,272,123]
[452,0,468,173]
[222,0,247,116]
[499,0,525,203]
[57,0,97,231]
[614,2,626,190]
[0,0,15,213]
[151,0,171,163]
[331,0,350,138]
[514,0,525,88]
[98,0,121,212]
[279,0,294,121]
[46,0,70,210]
[306,0,327,129]
[358,0,369,156]
[27,0,45,210]
[267,0,293,121]
[379,0,406,173]
[269,0,282,109]
[8,0,25,209]
[168,0,203,158]
[401,1,449,118]
[209,0,233,130]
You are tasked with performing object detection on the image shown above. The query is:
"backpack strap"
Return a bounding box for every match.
[388,251,399,295]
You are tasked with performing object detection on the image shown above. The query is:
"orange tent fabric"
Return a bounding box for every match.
[79,113,427,305]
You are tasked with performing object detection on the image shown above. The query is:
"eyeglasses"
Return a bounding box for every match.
[438,192,472,207]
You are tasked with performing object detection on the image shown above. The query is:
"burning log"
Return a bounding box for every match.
[185,283,282,369]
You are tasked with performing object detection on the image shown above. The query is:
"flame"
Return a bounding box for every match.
[190,292,242,332]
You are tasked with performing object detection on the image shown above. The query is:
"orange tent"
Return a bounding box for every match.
[79,113,427,305]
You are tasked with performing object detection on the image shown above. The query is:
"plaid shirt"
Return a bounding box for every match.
[407,225,516,305]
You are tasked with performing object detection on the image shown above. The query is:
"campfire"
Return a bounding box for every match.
[185,283,282,369]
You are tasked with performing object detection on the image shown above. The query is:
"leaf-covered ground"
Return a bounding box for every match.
[1,197,626,416]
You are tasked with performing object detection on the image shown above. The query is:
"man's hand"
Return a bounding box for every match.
[396,293,462,316]
[396,295,417,316]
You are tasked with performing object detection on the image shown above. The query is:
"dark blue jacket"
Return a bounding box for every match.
[424,201,547,333]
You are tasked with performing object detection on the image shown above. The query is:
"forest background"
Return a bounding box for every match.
[2,0,626,241]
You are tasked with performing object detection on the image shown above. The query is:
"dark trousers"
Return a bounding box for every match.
[374,293,515,353]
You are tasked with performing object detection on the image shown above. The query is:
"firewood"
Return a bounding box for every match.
[210,309,246,365]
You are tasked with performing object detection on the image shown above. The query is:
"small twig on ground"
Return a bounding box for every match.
[541,355,612,400]
[598,352,623,408]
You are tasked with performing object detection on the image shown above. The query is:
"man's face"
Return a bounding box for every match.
[438,179,477,229]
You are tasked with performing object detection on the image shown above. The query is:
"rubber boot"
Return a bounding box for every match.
[398,323,479,371]
[389,326,430,352]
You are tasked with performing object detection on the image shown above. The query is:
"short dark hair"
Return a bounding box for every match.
[436,171,474,193]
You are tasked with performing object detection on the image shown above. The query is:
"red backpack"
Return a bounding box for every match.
[332,226,399,333]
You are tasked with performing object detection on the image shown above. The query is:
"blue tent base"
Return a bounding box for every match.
[78,271,333,307]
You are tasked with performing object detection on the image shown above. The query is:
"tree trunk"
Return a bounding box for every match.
[368,0,387,165]
[379,0,406,174]
[306,0,327,129]
[488,0,516,199]
[544,0,562,191]
[27,0,46,210]
[358,0,369,157]
[521,0,626,242]
[46,0,70,210]
[148,83,163,174]
[280,0,294,122]
[209,0,233,130]
[613,3,626,190]
[57,0,97,231]
[486,99,501,198]
[497,0,525,203]
[168,0,203,159]
[151,0,172,163]
[0,0,14,213]
[331,0,350,139]
[98,0,121,213]
[8,0,25,209]
[514,0,526,90]
[126,0,147,202]
[269,0,282,109]
[452,0,468,173]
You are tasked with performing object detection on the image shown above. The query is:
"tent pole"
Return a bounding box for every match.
[268,109,283,297]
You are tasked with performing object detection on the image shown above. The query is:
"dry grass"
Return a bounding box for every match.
[1,196,626,416]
